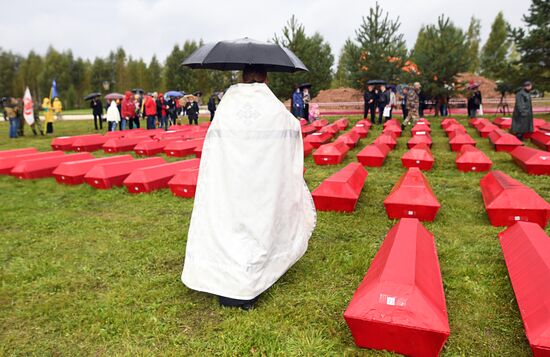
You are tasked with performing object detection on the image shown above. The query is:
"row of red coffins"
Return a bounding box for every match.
[509,146,550,175]
[0,150,93,178]
[313,124,363,166]
[498,222,550,356]
[480,170,550,227]
[344,218,450,356]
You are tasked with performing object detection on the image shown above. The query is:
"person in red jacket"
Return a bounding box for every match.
[144,95,157,129]
[120,91,136,130]
[156,92,168,130]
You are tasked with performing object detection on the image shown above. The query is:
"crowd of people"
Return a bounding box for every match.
[90,91,218,132]
[1,95,62,138]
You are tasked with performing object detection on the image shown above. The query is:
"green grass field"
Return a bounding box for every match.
[1,114,549,356]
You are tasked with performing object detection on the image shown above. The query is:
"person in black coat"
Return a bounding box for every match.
[90,97,103,130]
[207,95,217,121]
[185,98,200,125]
[377,85,390,124]
[467,87,482,118]
[363,85,377,122]
[418,90,426,118]
[401,86,409,120]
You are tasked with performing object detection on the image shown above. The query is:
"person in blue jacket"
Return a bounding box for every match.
[291,85,304,118]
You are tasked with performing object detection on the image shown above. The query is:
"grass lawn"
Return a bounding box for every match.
[1,114,549,356]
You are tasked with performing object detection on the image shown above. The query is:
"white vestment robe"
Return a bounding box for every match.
[182,82,316,300]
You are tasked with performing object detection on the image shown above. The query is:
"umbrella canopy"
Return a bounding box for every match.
[367,79,386,85]
[165,90,185,98]
[84,92,101,100]
[182,38,308,73]
[105,93,124,100]
[299,83,312,89]
[131,88,144,94]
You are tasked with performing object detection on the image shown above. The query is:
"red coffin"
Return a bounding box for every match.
[539,122,550,133]
[168,168,199,198]
[494,117,512,129]
[301,124,317,137]
[455,145,492,172]
[488,129,524,152]
[299,118,308,126]
[163,139,204,157]
[51,134,99,151]
[0,151,64,175]
[478,123,499,138]
[335,131,361,149]
[182,130,208,140]
[411,123,431,136]
[124,128,164,138]
[374,133,397,150]
[153,130,190,140]
[356,119,373,129]
[193,141,204,158]
[303,141,314,157]
[312,119,329,129]
[72,134,110,152]
[417,118,431,127]
[0,147,37,158]
[480,170,550,227]
[357,143,391,167]
[384,167,441,221]
[401,144,434,171]
[134,138,181,156]
[84,157,165,189]
[407,134,432,149]
[449,133,476,151]
[311,163,367,212]
[344,218,450,357]
[444,124,466,137]
[304,132,333,148]
[498,222,550,357]
[320,123,341,135]
[441,118,458,129]
[334,118,349,130]
[103,137,149,153]
[11,152,94,179]
[382,125,402,138]
[531,131,550,151]
[469,118,487,128]
[383,119,400,128]
[123,158,200,194]
[53,155,133,185]
[104,130,128,138]
[510,146,550,175]
[313,141,350,165]
[351,123,369,138]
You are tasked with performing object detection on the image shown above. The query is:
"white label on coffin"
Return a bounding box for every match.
[407,210,414,216]
[416,131,426,135]
[356,124,364,127]
[540,156,548,160]
[386,297,396,306]
[312,133,322,136]
[416,160,420,164]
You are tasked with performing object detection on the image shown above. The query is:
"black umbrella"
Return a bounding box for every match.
[367,79,386,85]
[131,88,144,94]
[182,38,308,73]
[299,83,312,89]
[84,92,101,100]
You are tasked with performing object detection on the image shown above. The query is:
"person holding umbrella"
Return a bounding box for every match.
[180,38,316,310]
[363,83,377,122]
[467,82,482,118]
[88,95,103,130]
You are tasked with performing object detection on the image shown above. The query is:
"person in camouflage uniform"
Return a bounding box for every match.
[402,82,421,130]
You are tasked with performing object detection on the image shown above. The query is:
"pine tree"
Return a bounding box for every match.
[332,39,357,88]
[412,15,469,99]
[480,12,511,80]
[269,15,334,99]
[465,17,481,73]
[343,2,408,89]
[147,55,163,91]
[509,0,550,91]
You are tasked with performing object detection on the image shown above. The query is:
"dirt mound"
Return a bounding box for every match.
[311,87,363,103]
[456,73,502,98]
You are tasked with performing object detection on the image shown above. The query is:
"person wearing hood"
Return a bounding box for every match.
[53,97,63,121]
[90,96,103,130]
[511,81,534,141]
[121,91,135,131]
[106,100,121,131]
[181,64,316,310]
[42,97,55,134]
[144,95,157,129]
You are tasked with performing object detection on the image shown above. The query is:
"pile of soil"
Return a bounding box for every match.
[455,73,502,98]
[311,87,364,103]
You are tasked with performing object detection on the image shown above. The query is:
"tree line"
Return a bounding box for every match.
[0,0,546,109]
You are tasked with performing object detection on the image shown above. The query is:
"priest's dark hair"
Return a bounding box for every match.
[242,64,267,83]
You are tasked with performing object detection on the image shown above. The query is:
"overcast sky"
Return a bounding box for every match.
[0,0,530,64]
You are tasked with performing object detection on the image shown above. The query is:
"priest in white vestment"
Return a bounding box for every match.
[182,65,316,309]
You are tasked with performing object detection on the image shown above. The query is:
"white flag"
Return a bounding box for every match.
[23,87,35,125]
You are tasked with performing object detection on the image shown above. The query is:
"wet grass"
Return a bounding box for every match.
[0,114,549,356]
